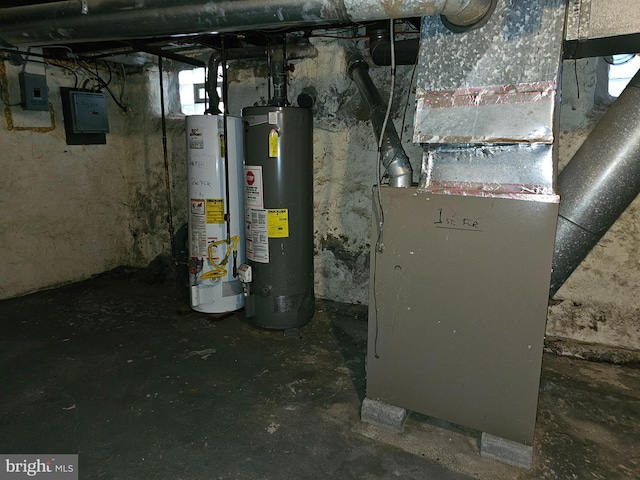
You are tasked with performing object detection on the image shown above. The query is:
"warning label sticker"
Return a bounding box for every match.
[188,127,204,149]
[246,208,269,263]
[207,236,220,261]
[191,199,205,215]
[206,198,225,224]
[190,208,207,258]
[244,166,264,208]
[267,209,289,238]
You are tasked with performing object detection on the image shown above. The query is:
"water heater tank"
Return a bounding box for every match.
[187,115,245,313]
[242,106,314,329]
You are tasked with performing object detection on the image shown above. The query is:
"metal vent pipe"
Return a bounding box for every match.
[550,69,640,297]
[347,53,412,188]
[0,0,495,47]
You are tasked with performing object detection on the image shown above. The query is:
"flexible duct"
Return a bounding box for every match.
[550,69,640,297]
[347,53,412,188]
[0,0,494,47]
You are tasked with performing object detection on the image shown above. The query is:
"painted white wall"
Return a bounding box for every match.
[0,59,183,299]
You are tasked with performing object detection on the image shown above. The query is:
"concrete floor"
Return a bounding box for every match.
[1,269,638,479]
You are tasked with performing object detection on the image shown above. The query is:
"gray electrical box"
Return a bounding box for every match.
[19,72,49,111]
[69,91,109,133]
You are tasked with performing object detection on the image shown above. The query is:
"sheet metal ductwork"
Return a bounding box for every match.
[0,0,495,47]
[549,70,640,297]
[347,53,413,188]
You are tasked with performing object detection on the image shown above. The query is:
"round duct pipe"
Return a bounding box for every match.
[0,0,496,47]
[347,53,413,188]
[550,69,640,297]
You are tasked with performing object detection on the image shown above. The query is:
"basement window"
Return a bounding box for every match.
[607,54,640,97]
[178,66,223,115]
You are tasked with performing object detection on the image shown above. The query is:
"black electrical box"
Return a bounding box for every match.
[60,88,109,145]
[19,72,49,111]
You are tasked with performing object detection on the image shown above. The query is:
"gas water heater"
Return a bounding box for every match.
[187,115,245,313]
[241,106,314,329]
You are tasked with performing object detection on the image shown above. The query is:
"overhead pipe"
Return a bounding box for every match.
[368,0,496,66]
[0,0,495,47]
[549,69,640,297]
[347,53,412,188]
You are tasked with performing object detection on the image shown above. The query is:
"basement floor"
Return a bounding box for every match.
[0,269,638,480]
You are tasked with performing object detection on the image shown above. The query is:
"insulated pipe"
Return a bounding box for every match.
[0,0,495,47]
[347,53,412,188]
[549,69,640,297]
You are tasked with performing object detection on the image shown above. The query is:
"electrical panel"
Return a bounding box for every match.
[19,72,49,111]
[60,88,109,145]
[69,91,109,133]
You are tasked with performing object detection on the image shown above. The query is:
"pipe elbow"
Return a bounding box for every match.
[387,154,413,188]
[441,0,497,31]
[346,52,368,80]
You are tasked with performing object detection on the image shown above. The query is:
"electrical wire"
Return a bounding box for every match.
[0,47,126,108]
[72,61,128,112]
[373,18,397,359]
[158,55,176,260]
[21,48,30,73]
[119,63,127,106]
[399,59,418,143]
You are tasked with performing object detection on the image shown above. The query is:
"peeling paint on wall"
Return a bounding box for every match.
[227,38,421,304]
[0,59,185,299]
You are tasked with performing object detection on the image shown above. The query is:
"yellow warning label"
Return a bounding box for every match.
[268,129,279,158]
[219,134,226,158]
[267,209,289,238]
[206,198,225,224]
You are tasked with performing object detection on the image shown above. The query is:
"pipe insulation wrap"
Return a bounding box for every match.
[550,70,640,297]
[0,0,494,47]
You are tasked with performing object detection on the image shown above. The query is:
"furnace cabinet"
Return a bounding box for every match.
[366,187,558,445]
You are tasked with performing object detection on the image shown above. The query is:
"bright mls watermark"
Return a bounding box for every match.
[0,455,77,479]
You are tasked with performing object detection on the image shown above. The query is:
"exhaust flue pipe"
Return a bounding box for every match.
[0,0,495,47]
[347,53,412,188]
[550,69,640,297]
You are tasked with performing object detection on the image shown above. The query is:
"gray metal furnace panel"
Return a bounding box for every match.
[366,187,558,445]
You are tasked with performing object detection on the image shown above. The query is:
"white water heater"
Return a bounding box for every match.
[187,115,245,313]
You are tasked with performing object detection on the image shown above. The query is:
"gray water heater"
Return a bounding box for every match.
[241,106,314,329]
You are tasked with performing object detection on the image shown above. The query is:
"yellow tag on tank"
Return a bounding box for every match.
[268,129,279,158]
[267,209,289,238]
[206,198,225,224]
